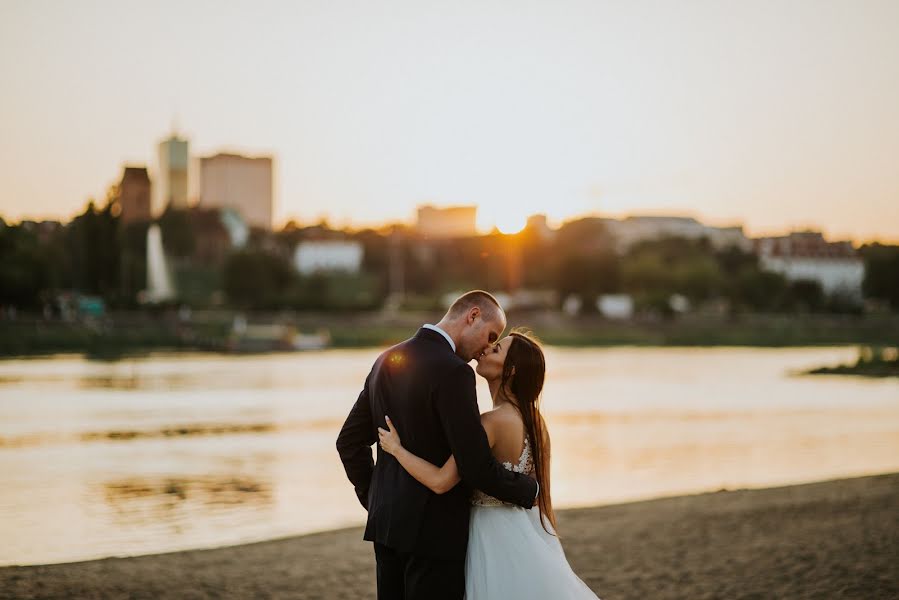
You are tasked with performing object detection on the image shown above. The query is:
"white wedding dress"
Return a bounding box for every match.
[465,437,601,599]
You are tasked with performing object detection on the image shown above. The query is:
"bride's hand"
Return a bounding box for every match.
[377,416,403,456]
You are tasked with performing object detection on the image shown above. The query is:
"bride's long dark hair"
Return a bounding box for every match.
[500,328,557,535]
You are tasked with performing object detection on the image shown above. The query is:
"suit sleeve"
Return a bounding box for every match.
[336,370,376,509]
[433,364,537,508]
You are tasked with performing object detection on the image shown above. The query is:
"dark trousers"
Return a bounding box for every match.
[374,542,465,600]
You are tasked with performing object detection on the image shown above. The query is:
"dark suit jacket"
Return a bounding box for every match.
[336,327,537,560]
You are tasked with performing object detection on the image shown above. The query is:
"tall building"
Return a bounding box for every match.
[199,153,273,229]
[118,166,151,224]
[153,134,189,215]
[416,205,478,238]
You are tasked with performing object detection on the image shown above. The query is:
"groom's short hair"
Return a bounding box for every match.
[447,290,503,321]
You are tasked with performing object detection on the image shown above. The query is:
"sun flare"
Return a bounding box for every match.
[494,214,528,235]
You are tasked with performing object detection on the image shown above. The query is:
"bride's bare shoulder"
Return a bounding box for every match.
[480,405,523,434]
[479,407,499,432]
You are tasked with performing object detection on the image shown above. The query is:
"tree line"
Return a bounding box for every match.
[2,197,898,316]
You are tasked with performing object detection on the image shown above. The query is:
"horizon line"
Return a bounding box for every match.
[3,207,897,246]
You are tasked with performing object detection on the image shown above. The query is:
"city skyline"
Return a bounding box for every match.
[1,1,898,243]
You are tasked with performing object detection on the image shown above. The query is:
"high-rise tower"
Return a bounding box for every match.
[153,134,189,215]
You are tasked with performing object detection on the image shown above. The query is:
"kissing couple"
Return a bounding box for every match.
[338,290,599,599]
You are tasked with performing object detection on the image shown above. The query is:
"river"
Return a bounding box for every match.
[1,346,896,565]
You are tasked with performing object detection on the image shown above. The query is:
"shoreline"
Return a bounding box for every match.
[0,340,888,360]
[3,473,897,599]
[5,343,896,380]
[804,346,899,378]
[3,312,898,358]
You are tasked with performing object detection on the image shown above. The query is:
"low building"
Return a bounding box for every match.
[525,214,556,242]
[294,240,364,275]
[597,294,635,319]
[416,205,478,239]
[754,231,865,299]
[603,215,751,253]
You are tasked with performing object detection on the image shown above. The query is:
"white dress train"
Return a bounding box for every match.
[464,438,600,599]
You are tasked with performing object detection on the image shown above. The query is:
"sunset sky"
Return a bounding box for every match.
[1,0,897,242]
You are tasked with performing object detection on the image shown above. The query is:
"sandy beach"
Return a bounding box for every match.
[2,473,896,599]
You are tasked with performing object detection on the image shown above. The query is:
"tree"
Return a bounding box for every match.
[63,196,122,301]
[788,279,825,312]
[555,218,614,256]
[620,237,724,303]
[860,244,899,310]
[119,219,150,306]
[0,225,48,308]
[158,206,195,259]
[727,269,789,312]
[223,249,293,309]
[557,253,621,309]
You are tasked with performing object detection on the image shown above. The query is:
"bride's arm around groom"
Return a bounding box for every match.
[432,362,537,506]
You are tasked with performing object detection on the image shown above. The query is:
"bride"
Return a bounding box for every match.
[378,330,600,599]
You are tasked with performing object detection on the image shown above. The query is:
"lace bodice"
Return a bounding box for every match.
[471,437,534,507]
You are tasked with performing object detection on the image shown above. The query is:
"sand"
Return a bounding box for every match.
[2,473,897,599]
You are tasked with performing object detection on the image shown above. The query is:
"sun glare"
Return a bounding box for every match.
[494,214,527,235]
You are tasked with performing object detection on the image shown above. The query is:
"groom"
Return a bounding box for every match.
[337,290,538,599]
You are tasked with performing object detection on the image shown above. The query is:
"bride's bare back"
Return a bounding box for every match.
[481,404,528,466]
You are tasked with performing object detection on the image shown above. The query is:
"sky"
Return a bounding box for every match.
[1,0,897,242]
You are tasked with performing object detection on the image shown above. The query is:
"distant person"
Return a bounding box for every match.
[337,290,599,599]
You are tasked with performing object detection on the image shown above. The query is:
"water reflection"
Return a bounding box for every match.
[78,373,194,390]
[0,419,342,449]
[0,352,357,393]
[102,474,273,517]
[83,423,278,441]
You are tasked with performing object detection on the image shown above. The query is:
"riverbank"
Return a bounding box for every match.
[806,346,899,378]
[2,473,896,599]
[3,311,898,358]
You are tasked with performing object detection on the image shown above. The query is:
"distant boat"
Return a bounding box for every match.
[228,319,331,352]
[292,329,332,351]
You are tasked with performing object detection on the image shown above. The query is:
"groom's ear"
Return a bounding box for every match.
[468,306,481,324]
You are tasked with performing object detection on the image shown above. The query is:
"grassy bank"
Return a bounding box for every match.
[2,311,898,358]
[0,317,229,359]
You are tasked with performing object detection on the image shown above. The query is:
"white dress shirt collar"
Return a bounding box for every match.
[422,324,456,352]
